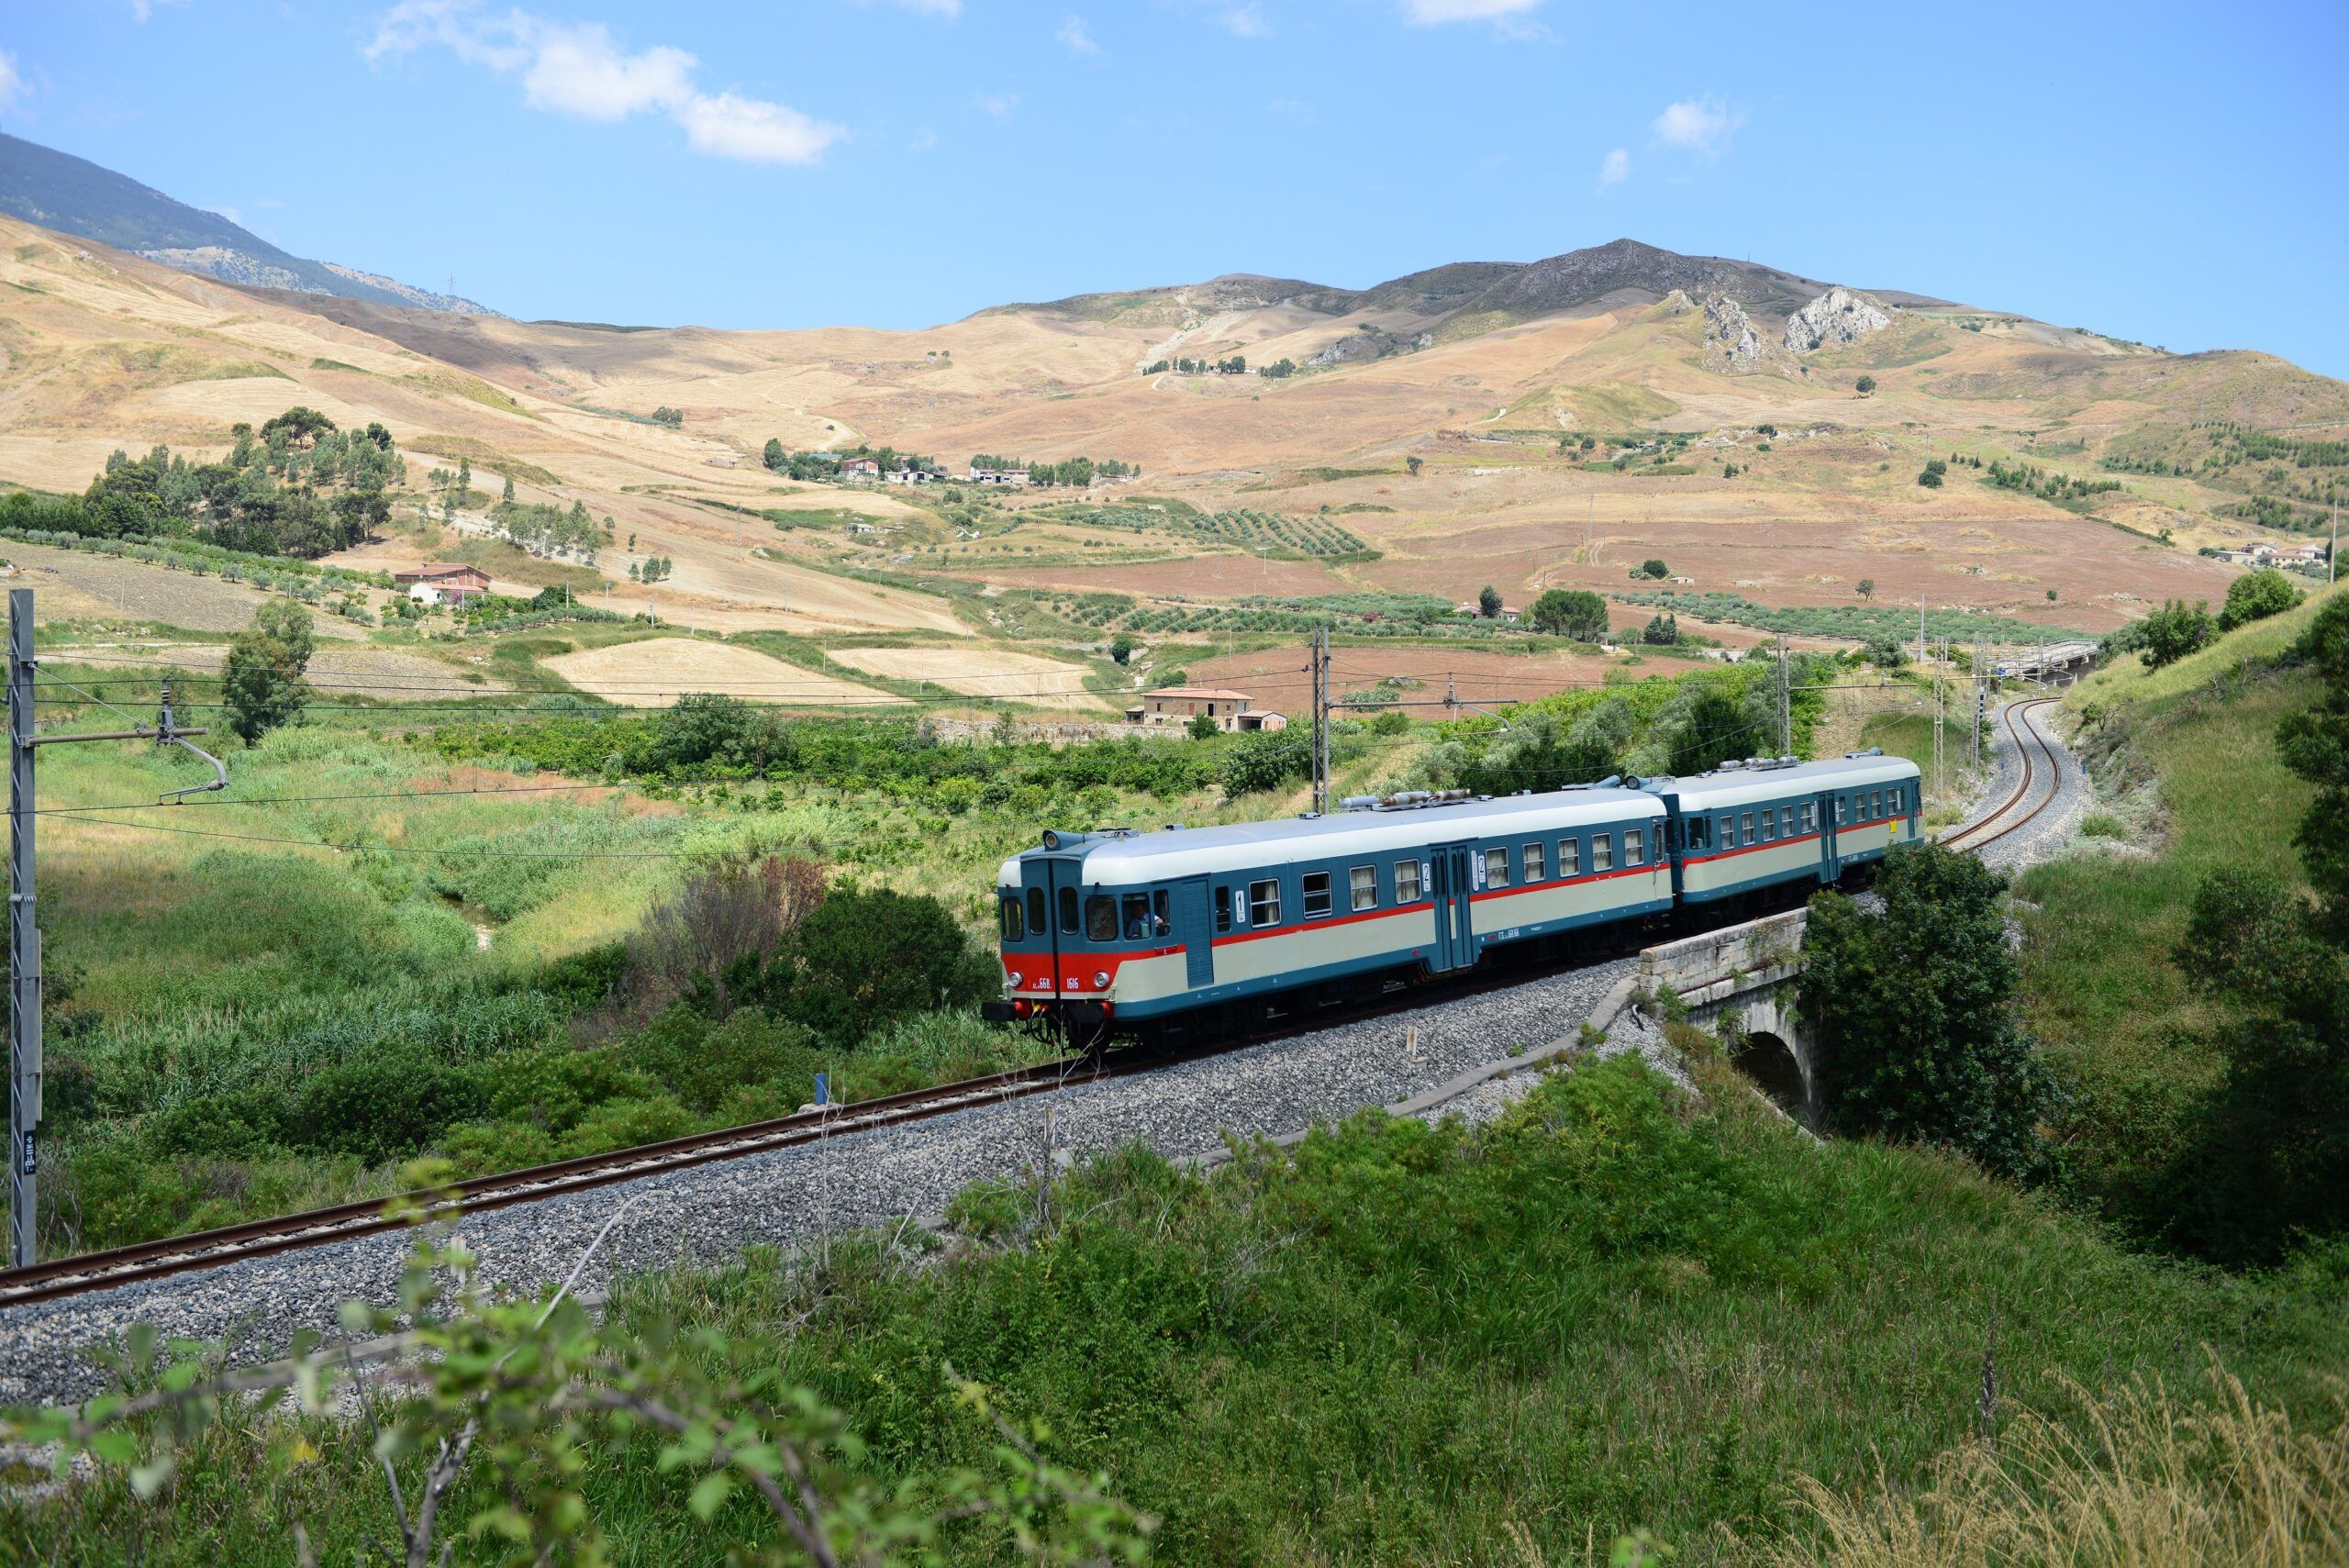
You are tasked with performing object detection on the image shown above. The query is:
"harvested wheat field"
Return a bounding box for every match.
[544,638,906,707]
[830,646,1105,711]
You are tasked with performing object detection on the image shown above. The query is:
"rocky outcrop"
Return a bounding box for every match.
[1783,286,1893,353]
[1703,295,1763,367]
[1658,288,1697,317]
[1308,324,1432,367]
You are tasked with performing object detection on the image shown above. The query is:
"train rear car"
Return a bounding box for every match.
[983,785,1671,1040]
[1652,751,1923,908]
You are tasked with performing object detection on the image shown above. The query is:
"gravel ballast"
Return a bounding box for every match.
[0,958,1636,1406]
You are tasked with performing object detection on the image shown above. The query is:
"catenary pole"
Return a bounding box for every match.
[7,590,36,1268]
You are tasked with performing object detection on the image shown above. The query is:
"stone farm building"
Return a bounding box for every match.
[394,563,492,606]
[1125,687,1286,732]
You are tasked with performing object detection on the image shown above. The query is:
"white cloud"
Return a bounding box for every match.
[0,50,22,115]
[366,3,843,165]
[1652,96,1742,156]
[1400,0,1542,22]
[1219,5,1271,36]
[908,128,939,151]
[1056,15,1100,55]
[1598,147,1629,186]
[130,0,188,20]
[975,92,1018,117]
[880,0,962,14]
[1267,97,1313,121]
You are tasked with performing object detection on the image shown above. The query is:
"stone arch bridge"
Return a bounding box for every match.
[1636,908,1819,1126]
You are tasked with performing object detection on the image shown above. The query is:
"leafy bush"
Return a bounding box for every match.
[1220,726,1313,797]
[759,887,996,1046]
[2218,569,2302,632]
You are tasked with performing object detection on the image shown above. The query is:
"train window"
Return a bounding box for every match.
[1396,859,1424,901]
[1122,894,1155,940]
[1155,889,1172,932]
[1483,847,1510,888]
[1798,802,1815,834]
[1593,832,1614,873]
[1523,841,1546,881]
[1085,895,1117,942]
[1762,806,1776,840]
[1742,810,1756,844]
[1650,822,1664,863]
[1834,795,1847,826]
[1059,884,1080,935]
[1625,827,1646,867]
[1215,885,1234,932]
[1561,836,1581,875]
[1000,897,1025,941]
[1683,817,1709,853]
[1302,871,1333,918]
[1350,865,1377,912]
[1028,887,1047,935]
[1249,878,1282,927]
[1870,789,1884,819]
[1720,814,1737,848]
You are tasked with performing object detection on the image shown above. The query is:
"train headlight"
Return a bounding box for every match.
[1093,970,1111,989]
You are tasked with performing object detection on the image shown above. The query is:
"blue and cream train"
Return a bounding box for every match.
[981,752,1923,1040]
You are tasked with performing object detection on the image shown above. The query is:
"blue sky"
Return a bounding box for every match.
[5,0,2345,379]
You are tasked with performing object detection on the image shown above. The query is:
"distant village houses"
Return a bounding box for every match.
[838,457,882,484]
[395,563,492,606]
[968,465,1029,488]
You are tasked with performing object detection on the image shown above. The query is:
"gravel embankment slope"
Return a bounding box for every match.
[0,960,1636,1405]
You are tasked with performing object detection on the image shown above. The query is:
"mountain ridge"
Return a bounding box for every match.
[0,132,497,317]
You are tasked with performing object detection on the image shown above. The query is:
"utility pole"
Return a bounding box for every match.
[1776,632,1790,754]
[2332,495,2339,586]
[1917,594,1927,668]
[6,590,225,1265]
[1308,625,1330,816]
[1932,637,1946,802]
[1974,631,1987,766]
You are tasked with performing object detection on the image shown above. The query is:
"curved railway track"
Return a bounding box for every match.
[8,716,2076,1313]
[1940,697,2063,854]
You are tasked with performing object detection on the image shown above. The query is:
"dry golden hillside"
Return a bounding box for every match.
[5,219,2344,640]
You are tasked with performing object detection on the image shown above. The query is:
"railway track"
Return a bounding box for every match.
[9,719,2076,1313]
[1940,696,2064,854]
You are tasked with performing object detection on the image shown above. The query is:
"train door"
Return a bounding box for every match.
[1429,841,1476,973]
[1819,791,1842,883]
[1021,854,1081,999]
[1173,876,1213,988]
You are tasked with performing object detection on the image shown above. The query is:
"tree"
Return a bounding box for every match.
[767,887,996,1044]
[2138,598,2216,670]
[1801,843,2061,1180]
[1530,587,1609,640]
[1406,456,1424,477]
[500,473,516,506]
[1220,726,1312,796]
[1187,711,1219,740]
[2046,588,2059,601]
[220,601,314,744]
[1854,374,1877,395]
[1917,459,1947,488]
[1108,632,1135,665]
[1641,612,1678,646]
[1476,584,1502,619]
[455,457,472,506]
[1856,578,1876,602]
[1640,558,1669,580]
[2218,568,2302,631]
[763,437,786,472]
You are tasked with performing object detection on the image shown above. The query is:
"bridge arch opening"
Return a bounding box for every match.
[1731,1029,1811,1126]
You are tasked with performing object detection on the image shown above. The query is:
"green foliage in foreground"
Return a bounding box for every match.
[16,1059,2345,1563]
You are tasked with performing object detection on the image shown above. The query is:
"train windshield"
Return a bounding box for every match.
[999,895,1025,941]
[1085,895,1117,941]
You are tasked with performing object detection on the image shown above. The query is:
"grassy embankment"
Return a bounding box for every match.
[16,1051,2347,1562]
[2017,585,2337,1249]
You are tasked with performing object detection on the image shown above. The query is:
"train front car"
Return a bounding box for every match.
[981,786,1673,1043]
[1653,751,1923,911]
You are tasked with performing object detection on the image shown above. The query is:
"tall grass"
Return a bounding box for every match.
[1775,1367,2349,1567]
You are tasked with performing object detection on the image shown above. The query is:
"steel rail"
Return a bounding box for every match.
[1940,697,2062,852]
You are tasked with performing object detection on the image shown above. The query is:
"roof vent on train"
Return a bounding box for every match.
[1842,747,1884,759]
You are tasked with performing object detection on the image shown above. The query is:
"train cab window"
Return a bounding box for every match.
[1561,836,1581,875]
[1058,885,1080,935]
[1683,817,1709,853]
[1302,871,1333,918]
[1027,887,1047,936]
[1625,827,1646,868]
[1523,841,1547,881]
[1000,896,1025,941]
[1350,864,1377,912]
[1483,847,1510,888]
[1593,832,1614,873]
[1761,806,1776,841]
[1215,885,1234,932]
[1121,894,1155,940]
[1249,878,1282,927]
[1085,895,1118,942]
[1396,859,1425,902]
